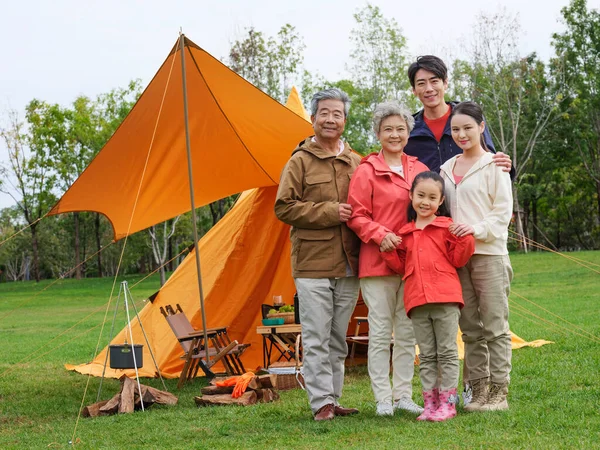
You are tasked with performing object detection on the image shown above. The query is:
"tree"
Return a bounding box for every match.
[347,4,414,109]
[148,217,180,286]
[0,109,56,281]
[229,24,305,103]
[552,0,600,226]
[453,9,567,251]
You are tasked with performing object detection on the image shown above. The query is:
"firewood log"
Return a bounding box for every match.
[194,391,257,407]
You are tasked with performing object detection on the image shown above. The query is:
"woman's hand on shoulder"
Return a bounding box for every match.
[449,223,474,237]
[379,233,401,252]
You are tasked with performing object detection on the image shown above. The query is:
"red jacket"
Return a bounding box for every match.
[381,216,475,316]
[347,151,428,278]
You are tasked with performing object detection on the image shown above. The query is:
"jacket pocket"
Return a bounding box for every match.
[433,261,460,296]
[305,174,333,203]
[434,261,455,274]
[295,228,335,272]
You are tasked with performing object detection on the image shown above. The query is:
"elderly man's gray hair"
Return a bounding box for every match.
[310,88,351,118]
[372,101,415,134]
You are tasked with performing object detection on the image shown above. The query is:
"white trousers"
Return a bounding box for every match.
[360,276,416,403]
[295,277,360,413]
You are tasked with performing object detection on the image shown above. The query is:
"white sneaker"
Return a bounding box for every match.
[393,397,424,414]
[376,401,394,416]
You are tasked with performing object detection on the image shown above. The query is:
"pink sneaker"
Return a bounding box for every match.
[429,388,458,422]
[417,388,439,421]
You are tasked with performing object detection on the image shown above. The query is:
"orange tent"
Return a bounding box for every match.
[49,36,313,239]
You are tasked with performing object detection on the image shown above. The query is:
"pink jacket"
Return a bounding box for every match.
[381,216,475,316]
[347,151,428,278]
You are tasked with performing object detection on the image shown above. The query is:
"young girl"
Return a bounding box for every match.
[382,171,474,422]
[440,101,513,412]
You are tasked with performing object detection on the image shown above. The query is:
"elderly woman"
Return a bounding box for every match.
[347,101,428,416]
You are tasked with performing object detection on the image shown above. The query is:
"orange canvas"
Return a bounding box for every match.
[49,37,313,240]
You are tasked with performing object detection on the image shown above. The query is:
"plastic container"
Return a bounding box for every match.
[262,317,285,326]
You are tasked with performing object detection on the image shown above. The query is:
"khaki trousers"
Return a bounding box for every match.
[295,277,360,413]
[360,276,416,403]
[458,254,513,384]
[411,303,460,391]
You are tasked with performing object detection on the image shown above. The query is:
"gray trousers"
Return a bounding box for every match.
[295,277,360,413]
[458,254,513,384]
[411,303,460,391]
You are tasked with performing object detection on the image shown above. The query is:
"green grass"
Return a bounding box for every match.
[1,252,599,449]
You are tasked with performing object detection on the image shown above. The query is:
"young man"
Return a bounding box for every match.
[274,88,362,421]
[404,55,512,174]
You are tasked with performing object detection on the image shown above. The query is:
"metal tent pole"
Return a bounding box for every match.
[179,32,210,363]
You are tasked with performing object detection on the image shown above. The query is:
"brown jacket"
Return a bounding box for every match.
[274,137,362,278]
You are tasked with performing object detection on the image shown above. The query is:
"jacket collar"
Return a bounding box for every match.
[399,216,453,235]
[440,151,495,183]
[293,136,354,163]
[360,151,420,189]
[410,101,458,139]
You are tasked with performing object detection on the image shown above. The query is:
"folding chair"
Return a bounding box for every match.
[160,304,250,388]
[346,316,370,361]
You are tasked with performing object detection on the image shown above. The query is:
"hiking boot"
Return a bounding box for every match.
[376,400,394,416]
[482,382,509,411]
[464,377,489,412]
[417,388,439,421]
[393,397,424,415]
[429,388,458,422]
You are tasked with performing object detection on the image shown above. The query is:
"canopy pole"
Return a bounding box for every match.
[179,32,210,363]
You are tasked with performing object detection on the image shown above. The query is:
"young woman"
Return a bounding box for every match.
[382,171,474,421]
[440,101,514,412]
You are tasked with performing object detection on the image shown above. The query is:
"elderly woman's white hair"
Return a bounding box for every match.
[372,101,415,134]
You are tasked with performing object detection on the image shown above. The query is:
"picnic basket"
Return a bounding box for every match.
[266,312,295,324]
[268,334,304,390]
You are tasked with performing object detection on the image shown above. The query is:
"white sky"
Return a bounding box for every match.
[1,0,598,208]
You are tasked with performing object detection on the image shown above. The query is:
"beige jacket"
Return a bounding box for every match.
[440,152,513,255]
[274,137,362,278]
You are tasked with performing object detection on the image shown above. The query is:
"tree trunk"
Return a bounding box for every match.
[168,235,173,272]
[513,189,528,253]
[95,213,103,278]
[74,212,82,279]
[159,266,166,286]
[532,198,539,251]
[596,178,600,227]
[30,223,41,282]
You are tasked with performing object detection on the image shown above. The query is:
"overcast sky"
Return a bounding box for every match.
[1,0,598,208]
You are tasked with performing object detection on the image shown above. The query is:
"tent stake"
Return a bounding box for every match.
[179,32,210,363]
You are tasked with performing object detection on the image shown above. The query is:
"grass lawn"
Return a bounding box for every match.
[0,251,599,449]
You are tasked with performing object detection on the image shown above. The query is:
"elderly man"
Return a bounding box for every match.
[275,88,362,421]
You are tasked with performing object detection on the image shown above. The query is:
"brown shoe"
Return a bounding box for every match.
[334,405,359,416]
[314,403,335,421]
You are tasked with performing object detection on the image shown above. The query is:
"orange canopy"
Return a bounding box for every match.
[49,36,313,240]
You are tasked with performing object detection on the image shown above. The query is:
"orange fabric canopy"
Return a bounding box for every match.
[49,36,313,240]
